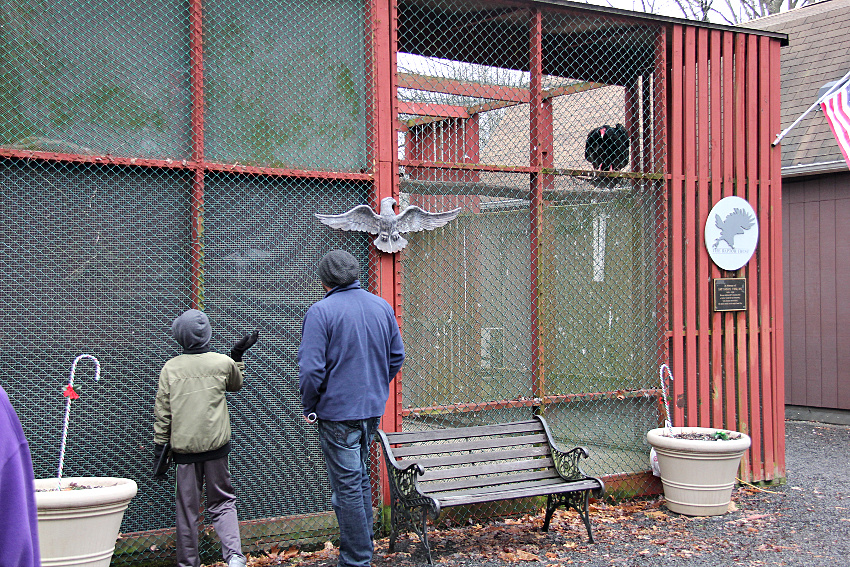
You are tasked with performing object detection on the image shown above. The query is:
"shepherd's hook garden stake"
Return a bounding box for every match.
[57,354,100,489]
[659,364,674,435]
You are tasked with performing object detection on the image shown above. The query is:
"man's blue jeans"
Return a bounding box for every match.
[317,417,380,567]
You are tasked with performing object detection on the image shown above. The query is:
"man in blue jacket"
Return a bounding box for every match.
[299,249,405,567]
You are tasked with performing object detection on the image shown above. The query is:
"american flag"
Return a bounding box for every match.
[821,78,850,169]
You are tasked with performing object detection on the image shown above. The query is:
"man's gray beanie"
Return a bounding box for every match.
[171,309,212,354]
[318,250,360,288]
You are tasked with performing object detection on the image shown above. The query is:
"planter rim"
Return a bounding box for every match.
[646,427,752,453]
[34,476,138,509]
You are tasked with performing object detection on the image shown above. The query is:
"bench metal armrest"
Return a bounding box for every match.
[551,445,592,481]
[377,430,440,515]
[535,416,605,496]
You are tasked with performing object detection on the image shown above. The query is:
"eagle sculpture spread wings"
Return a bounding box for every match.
[315,197,461,253]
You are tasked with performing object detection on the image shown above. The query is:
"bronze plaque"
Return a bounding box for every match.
[712,278,747,312]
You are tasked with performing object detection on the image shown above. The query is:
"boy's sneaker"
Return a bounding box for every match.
[227,555,247,567]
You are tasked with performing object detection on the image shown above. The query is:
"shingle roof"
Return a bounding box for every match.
[748,0,850,171]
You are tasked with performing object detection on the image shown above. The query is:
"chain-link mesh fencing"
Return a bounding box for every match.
[1,0,668,562]
[0,161,376,564]
[396,0,667,515]
[203,0,369,171]
[1,0,374,562]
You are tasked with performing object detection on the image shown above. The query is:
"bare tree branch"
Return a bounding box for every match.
[664,0,815,23]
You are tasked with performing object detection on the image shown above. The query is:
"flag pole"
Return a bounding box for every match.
[772,69,850,147]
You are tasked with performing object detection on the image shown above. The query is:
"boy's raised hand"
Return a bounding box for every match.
[230,330,259,362]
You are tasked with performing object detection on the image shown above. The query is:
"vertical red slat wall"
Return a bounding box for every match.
[696,28,710,428]
[668,24,685,428]
[769,38,786,479]
[722,32,737,432]
[708,29,723,429]
[682,26,698,426]
[756,35,774,476]
[374,11,785,486]
[666,25,785,483]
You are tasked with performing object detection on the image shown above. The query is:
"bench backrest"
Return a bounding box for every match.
[380,419,560,493]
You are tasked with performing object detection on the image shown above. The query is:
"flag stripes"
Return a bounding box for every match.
[821,80,850,169]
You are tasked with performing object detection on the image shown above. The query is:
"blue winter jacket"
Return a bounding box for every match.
[298,280,405,421]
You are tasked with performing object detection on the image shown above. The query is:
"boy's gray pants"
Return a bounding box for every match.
[175,456,243,567]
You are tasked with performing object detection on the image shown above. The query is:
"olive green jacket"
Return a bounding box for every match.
[153,352,244,456]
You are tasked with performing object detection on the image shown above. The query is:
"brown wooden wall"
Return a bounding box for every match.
[666,26,785,482]
[783,171,850,411]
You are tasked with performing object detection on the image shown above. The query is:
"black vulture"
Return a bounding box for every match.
[584,123,629,171]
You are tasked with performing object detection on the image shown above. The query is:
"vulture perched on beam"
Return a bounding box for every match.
[585,123,629,171]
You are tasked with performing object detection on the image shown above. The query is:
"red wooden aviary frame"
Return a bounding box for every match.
[0,0,787,489]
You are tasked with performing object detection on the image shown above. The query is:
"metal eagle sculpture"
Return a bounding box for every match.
[315,197,461,254]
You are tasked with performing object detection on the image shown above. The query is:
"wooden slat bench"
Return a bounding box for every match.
[377,416,605,564]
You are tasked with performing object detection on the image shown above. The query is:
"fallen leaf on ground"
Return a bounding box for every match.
[497,549,540,561]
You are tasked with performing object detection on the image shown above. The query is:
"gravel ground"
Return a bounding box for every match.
[221,419,850,567]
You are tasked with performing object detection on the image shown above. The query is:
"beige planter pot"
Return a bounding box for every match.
[646,427,751,516]
[34,477,138,567]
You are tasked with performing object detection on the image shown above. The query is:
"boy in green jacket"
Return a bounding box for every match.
[153,309,258,567]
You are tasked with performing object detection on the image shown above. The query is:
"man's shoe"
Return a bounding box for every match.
[227,555,247,567]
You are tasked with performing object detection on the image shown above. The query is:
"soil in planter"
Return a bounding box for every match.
[35,481,98,492]
[668,431,742,441]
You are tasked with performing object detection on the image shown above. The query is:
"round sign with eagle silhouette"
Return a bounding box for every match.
[704,196,759,271]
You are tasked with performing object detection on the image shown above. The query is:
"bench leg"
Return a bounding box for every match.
[388,499,433,564]
[543,494,557,531]
[577,490,595,543]
[419,507,433,565]
[388,500,399,552]
[542,492,595,544]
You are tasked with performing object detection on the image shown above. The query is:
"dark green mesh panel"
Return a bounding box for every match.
[203,174,371,523]
[0,160,192,534]
[203,0,368,170]
[0,0,191,159]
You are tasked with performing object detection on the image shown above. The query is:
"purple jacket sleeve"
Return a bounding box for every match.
[0,389,41,567]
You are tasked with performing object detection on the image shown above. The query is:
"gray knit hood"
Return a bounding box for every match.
[171,309,212,354]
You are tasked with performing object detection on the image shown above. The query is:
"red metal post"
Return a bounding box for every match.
[529,9,545,407]
[370,0,400,509]
[189,0,205,310]
[372,0,401,434]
